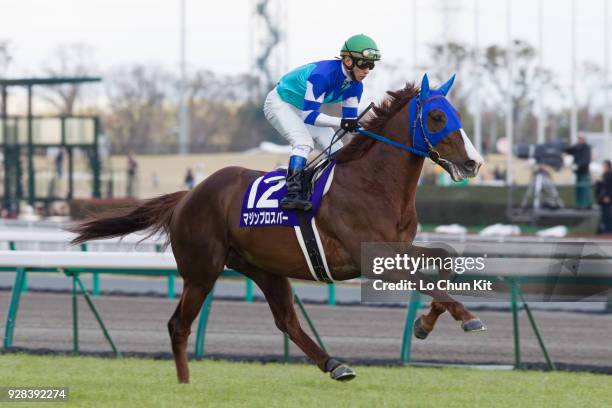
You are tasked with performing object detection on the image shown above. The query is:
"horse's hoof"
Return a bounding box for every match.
[330,364,356,382]
[326,358,356,382]
[462,318,487,333]
[413,316,430,340]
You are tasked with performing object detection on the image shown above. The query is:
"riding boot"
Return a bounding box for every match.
[281,157,312,211]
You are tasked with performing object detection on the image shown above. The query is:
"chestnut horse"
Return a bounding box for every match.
[70,75,485,383]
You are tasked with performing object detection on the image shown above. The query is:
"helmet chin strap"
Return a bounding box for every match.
[342,59,357,81]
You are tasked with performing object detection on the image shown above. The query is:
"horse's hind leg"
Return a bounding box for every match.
[243,266,356,381]
[168,278,217,383]
[167,200,227,383]
[409,245,486,339]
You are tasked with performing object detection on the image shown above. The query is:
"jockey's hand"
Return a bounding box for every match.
[340,118,361,132]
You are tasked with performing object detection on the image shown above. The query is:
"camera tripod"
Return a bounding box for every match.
[520,165,565,210]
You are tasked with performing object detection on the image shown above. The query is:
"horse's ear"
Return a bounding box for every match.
[420,74,430,103]
[439,74,456,96]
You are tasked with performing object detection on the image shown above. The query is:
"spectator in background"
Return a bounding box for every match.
[194,163,205,184]
[493,165,506,181]
[54,148,64,177]
[126,151,138,197]
[596,160,612,234]
[151,172,160,189]
[565,136,592,209]
[184,168,195,190]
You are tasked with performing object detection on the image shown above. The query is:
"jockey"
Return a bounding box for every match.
[263,34,381,211]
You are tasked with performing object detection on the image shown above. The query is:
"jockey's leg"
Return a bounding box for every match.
[263,87,315,211]
[308,125,344,155]
[281,146,314,210]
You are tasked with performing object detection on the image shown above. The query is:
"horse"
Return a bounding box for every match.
[70,74,485,384]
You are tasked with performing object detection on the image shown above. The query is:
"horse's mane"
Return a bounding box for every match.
[334,82,419,163]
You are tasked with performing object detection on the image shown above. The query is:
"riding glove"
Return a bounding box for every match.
[340,118,360,132]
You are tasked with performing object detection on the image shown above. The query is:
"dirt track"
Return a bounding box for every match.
[1,291,611,371]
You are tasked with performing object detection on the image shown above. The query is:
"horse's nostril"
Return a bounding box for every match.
[465,160,476,170]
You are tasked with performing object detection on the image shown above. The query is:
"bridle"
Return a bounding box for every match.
[411,95,454,167]
[355,93,456,167]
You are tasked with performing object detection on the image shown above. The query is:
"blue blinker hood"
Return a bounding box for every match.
[409,74,462,154]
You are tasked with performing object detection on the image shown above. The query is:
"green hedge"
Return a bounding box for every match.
[415,185,594,227]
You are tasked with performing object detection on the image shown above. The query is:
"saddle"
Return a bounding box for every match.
[297,158,333,202]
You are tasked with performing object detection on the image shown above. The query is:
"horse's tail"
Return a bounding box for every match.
[69,191,188,245]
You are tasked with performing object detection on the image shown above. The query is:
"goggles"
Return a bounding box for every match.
[353,58,376,70]
[361,48,381,60]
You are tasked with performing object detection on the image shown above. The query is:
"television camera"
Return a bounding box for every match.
[512,140,568,211]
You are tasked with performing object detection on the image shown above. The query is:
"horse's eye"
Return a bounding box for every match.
[433,114,444,122]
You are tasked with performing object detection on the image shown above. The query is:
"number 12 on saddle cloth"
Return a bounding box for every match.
[240,162,336,228]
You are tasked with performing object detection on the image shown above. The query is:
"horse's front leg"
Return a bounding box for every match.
[408,245,486,339]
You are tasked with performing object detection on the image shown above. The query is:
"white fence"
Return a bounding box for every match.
[0,250,175,270]
[0,229,167,252]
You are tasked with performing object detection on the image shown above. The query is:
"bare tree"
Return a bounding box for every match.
[0,40,13,76]
[576,61,608,132]
[426,41,482,142]
[482,39,561,143]
[102,64,268,154]
[103,64,175,152]
[40,43,99,115]
[186,70,263,151]
[187,70,234,151]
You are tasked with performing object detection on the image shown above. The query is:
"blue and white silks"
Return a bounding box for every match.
[276,59,362,127]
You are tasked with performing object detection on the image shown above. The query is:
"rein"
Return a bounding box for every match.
[355,94,447,163]
[355,128,429,157]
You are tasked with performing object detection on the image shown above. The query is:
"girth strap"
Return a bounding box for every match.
[295,212,333,283]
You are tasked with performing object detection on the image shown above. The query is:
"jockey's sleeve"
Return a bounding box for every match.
[341,81,363,119]
[300,74,342,128]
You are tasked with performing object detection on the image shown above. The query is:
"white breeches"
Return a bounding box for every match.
[263,87,343,158]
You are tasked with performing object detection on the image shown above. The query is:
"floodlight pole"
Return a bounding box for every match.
[604,0,610,158]
[92,118,101,198]
[442,0,450,79]
[570,0,578,144]
[413,0,418,77]
[505,0,514,186]
[178,0,190,155]
[27,85,34,206]
[473,0,482,154]
[1,85,9,212]
[537,0,546,144]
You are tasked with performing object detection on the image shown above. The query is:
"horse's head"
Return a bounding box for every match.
[410,74,484,181]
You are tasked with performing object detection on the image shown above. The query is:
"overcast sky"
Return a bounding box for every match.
[2,0,610,107]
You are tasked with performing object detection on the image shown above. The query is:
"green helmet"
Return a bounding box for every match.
[340,34,381,61]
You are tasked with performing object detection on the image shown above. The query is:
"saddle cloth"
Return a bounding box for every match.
[240,160,336,227]
[239,160,336,282]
